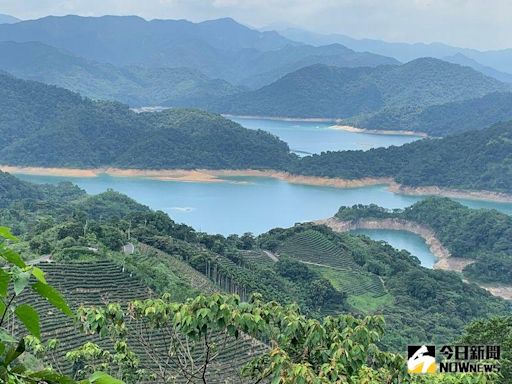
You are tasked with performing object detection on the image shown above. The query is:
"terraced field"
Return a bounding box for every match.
[277,229,360,270]
[240,249,276,267]
[17,260,266,383]
[276,229,391,313]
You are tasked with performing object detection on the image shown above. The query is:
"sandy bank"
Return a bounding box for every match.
[1,165,393,188]
[222,114,337,123]
[388,182,512,203]
[3,165,512,203]
[330,125,428,138]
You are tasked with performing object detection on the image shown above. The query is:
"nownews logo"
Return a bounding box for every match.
[407,345,501,374]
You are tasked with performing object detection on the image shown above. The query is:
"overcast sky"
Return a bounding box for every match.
[1,0,510,51]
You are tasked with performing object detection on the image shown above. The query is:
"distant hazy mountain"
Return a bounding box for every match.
[0,14,19,24]
[0,73,291,169]
[212,58,510,118]
[279,28,512,81]
[346,92,512,136]
[237,43,399,89]
[443,53,512,83]
[0,15,398,86]
[0,41,243,106]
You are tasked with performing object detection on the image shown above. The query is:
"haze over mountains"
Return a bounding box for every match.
[0,15,396,87]
[0,14,512,136]
[279,27,512,79]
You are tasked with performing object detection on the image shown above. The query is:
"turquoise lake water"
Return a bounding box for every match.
[229,117,419,154]
[14,117,512,268]
[351,229,437,268]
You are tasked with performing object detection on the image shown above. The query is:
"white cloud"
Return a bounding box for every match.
[0,0,510,50]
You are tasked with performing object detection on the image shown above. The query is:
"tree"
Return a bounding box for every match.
[0,226,122,384]
[75,292,497,383]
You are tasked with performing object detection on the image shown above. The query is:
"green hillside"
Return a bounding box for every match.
[289,120,512,193]
[212,59,510,118]
[336,197,512,285]
[0,41,243,107]
[1,173,507,354]
[0,74,292,169]
[345,91,512,136]
[256,224,508,348]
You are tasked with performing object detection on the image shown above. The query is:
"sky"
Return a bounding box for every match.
[0,0,510,51]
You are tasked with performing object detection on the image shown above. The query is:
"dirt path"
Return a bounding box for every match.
[263,250,279,262]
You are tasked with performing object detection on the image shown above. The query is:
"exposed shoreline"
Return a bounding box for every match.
[3,165,512,204]
[222,114,338,123]
[315,217,453,269]
[329,124,428,138]
[317,217,512,300]
[223,114,428,137]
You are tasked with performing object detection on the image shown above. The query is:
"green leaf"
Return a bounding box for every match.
[0,269,9,297]
[4,338,25,365]
[28,369,75,384]
[0,329,16,343]
[0,245,26,268]
[32,282,73,317]
[88,371,125,384]
[14,304,40,339]
[31,267,47,284]
[13,270,31,296]
[0,227,17,241]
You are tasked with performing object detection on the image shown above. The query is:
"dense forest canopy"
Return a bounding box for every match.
[0,73,292,169]
[210,59,510,122]
[289,120,512,193]
[345,91,512,136]
[336,198,512,284]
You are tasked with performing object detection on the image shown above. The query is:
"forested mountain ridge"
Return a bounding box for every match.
[0,73,292,169]
[0,41,243,106]
[289,120,512,193]
[0,15,397,86]
[344,91,512,136]
[2,73,512,195]
[211,58,510,118]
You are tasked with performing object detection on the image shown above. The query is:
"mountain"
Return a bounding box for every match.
[0,14,19,24]
[0,41,243,106]
[0,15,398,86]
[289,120,512,194]
[279,27,512,81]
[443,53,512,83]
[211,58,510,118]
[0,73,291,169]
[346,92,512,136]
[233,43,399,88]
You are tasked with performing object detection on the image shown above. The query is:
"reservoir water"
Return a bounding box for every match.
[14,118,512,268]
[229,117,419,155]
